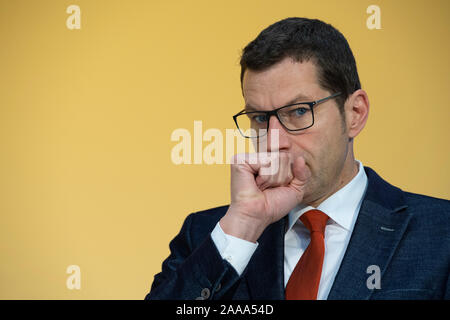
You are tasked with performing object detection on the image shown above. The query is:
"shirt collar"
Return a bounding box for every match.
[287,160,368,232]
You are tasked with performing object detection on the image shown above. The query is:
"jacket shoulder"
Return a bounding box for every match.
[403,191,450,215]
[401,192,450,244]
[363,166,449,234]
[404,191,450,205]
[185,205,229,244]
[188,204,229,224]
[364,166,449,216]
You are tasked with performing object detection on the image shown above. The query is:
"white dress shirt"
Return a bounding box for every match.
[211,160,368,300]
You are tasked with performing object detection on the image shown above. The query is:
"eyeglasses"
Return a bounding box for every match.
[233,92,342,138]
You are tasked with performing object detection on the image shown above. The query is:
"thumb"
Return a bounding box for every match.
[291,156,311,186]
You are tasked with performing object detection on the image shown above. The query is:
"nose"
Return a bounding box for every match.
[264,115,290,153]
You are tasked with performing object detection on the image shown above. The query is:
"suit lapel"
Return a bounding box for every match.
[244,217,286,299]
[327,167,410,300]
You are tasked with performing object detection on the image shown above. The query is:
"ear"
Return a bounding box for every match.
[344,89,370,139]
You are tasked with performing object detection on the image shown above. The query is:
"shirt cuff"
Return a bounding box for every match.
[210,221,259,276]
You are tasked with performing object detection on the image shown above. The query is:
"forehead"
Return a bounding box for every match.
[242,58,323,110]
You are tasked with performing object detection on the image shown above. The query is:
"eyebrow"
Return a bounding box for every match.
[245,92,314,111]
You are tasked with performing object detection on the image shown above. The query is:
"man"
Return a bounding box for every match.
[146,17,450,300]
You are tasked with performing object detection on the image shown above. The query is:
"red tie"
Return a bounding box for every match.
[285,209,329,300]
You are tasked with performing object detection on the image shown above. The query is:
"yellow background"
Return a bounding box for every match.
[0,0,449,299]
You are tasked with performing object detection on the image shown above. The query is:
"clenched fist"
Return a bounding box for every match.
[219,152,311,243]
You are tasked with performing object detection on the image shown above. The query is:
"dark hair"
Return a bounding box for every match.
[240,17,361,112]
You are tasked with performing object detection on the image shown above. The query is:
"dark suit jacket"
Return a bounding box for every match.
[146,167,450,300]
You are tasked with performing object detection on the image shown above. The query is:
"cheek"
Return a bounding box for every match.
[292,128,344,176]
[289,133,320,169]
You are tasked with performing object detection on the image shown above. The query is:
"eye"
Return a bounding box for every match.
[251,114,268,124]
[291,107,308,117]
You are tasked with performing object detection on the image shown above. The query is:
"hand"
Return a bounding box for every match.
[219,152,311,243]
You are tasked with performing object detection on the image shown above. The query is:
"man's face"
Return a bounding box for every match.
[242,57,351,206]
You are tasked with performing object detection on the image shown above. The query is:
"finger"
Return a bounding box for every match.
[256,174,269,189]
[258,152,293,189]
[273,152,292,186]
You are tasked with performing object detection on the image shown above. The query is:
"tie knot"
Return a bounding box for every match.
[300,209,329,234]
